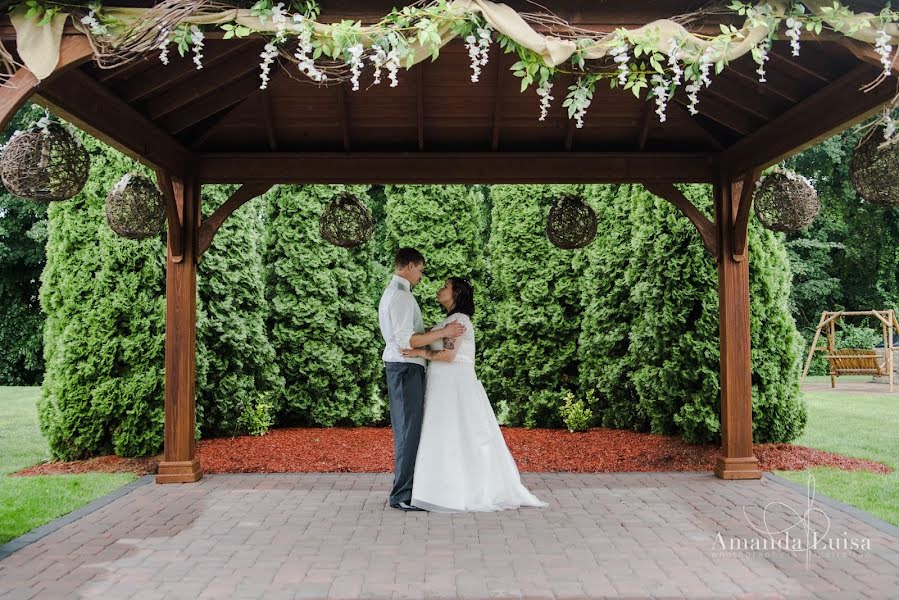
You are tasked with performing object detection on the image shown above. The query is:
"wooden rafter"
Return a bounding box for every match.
[769,48,833,84]
[636,102,654,150]
[666,102,725,151]
[730,168,762,261]
[155,169,184,262]
[261,89,278,151]
[34,68,194,175]
[672,90,762,136]
[198,152,716,183]
[417,61,425,151]
[491,52,505,152]
[724,63,893,177]
[197,183,273,260]
[337,83,351,152]
[725,60,805,104]
[642,182,718,257]
[157,71,261,135]
[119,40,256,103]
[144,48,263,121]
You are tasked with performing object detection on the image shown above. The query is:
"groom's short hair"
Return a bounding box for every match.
[394,247,424,269]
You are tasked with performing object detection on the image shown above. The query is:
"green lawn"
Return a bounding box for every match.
[775,376,899,527]
[0,387,135,545]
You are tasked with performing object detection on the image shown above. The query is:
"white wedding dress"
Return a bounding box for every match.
[410,312,548,513]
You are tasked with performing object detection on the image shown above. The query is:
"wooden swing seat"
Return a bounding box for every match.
[826,348,889,377]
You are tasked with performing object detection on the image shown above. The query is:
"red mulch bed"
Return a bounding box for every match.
[12,426,891,477]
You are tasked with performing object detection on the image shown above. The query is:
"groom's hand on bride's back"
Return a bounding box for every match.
[443,321,466,338]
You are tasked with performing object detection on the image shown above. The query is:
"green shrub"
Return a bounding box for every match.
[236,391,277,436]
[559,390,594,432]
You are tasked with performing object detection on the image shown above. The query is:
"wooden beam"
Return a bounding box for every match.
[198,152,716,184]
[667,102,725,151]
[636,102,654,150]
[33,68,194,176]
[337,83,351,152]
[491,52,505,151]
[144,48,263,121]
[769,48,833,84]
[261,89,278,151]
[155,169,184,263]
[714,172,761,480]
[119,41,255,103]
[157,72,261,135]
[672,91,762,136]
[642,183,717,256]
[730,168,762,261]
[723,63,893,177]
[197,183,273,260]
[725,60,805,104]
[157,175,202,484]
[417,62,425,151]
[0,35,93,131]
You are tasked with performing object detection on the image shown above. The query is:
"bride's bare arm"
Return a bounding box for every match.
[402,337,459,362]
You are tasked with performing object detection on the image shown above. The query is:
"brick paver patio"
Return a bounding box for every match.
[1,472,897,599]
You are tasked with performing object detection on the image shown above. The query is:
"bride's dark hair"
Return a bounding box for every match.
[447,277,475,317]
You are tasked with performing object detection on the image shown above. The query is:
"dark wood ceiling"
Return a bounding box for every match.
[0,1,894,183]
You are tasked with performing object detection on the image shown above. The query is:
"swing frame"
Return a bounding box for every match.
[800,310,898,391]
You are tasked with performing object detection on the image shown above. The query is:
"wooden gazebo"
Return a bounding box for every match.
[0,1,895,483]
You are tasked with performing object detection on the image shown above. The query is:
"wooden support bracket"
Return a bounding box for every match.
[197,183,273,261]
[642,183,718,257]
[155,170,184,263]
[730,168,762,262]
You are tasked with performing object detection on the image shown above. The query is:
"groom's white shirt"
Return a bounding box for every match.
[379,274,426,368]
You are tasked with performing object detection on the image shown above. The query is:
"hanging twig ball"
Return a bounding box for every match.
[0,122,90,202]
[752,167,820,232]
[319,192,374,248]
[546,194,597,249]
[105,173,166,241]
[849,132,899,206]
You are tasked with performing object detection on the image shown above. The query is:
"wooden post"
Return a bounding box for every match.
[713,171,761,480]
[156,176,203,484]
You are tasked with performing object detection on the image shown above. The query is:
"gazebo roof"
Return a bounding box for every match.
[1,0,895,183]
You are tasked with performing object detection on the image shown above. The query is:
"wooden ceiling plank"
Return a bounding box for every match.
[159,73,262,135]
[723,64,893,176]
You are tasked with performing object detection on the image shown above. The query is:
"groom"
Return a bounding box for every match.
[378,247,466,511]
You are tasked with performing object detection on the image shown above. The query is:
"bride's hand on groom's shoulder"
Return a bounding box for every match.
[443,321,466,339]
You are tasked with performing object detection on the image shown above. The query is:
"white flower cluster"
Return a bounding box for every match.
[609,41,629,86]
[157,25,171,65]
[347,43,364,91]
[80,10,108,36]
[667,38,683,86]
[754,38,771,82]
[190,26,204,70]
[464,26,492,82]
[651,74,671,122]
[685,48,714,115]
[536,80,554,121]
[369,43,401,87]
[875,29,894,76]
[259,2,290,89]
[883,110,897,143]
[292,14,327,82]
[785,16,802,56]
[566,79,593,128]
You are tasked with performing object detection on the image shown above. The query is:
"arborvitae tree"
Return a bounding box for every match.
[196,186,283,437]
[383,185,486,325]
[480,184,586,427]
[264,184,382,426]
[617,184,806,444]
[38,135,167,459]
[0,104,48,385]
[576,184,647,429]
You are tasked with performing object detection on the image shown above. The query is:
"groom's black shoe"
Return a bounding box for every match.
[390,501,427,512]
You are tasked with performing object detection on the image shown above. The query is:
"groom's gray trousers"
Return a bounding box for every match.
[385,361,426,506]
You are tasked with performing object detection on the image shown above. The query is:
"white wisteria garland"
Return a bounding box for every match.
[5,0,899,139]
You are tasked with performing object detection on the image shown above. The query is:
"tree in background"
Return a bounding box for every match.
[479,184,586,427]
[383,185,486,325]
[264,184,383,426]
[0,104,47,385]
[196,185,283,437]
[38,135,167,459]
[578,184,806,444]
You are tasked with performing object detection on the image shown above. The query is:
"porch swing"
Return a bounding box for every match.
[800,310,899,391]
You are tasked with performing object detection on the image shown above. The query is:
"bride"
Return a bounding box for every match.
[401,277,548,513]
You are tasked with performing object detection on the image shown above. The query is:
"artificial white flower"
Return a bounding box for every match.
[565,79,593,128]
[157,25,171,65]
[651,74,670,122]
[754,38,771,83]
[536,79,554,121]
[259,42,278,89]
[465,26,492,82]
[190,26,205,70]
[875,29,894,76]
[785,16,802,57]
[667,37,683,87]
[347,43,364,91]
[370,44,387,85]
[292,13,327,82]
[609,40,630,86]
[80,10,108,36]
[386,48,401,87]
